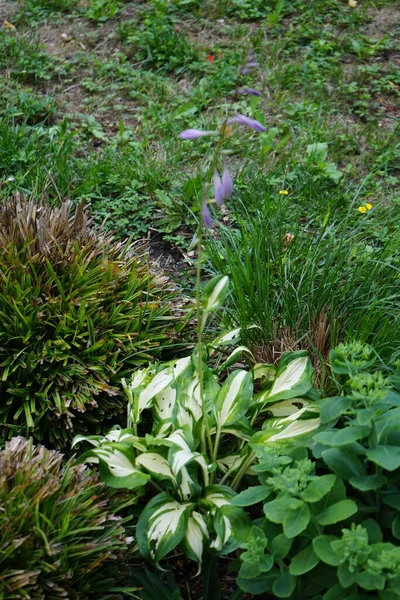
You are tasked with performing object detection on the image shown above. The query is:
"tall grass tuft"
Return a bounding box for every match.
[0,195,174,447]
[206,194,399,385]
[0,437,134,599]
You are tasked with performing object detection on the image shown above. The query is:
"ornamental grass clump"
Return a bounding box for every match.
[0,195,173,448]
[0,437,133,600]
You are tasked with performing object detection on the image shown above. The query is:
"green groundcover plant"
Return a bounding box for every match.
[233,341,400,599]
[0,196,174,448]
[0,436,135,600]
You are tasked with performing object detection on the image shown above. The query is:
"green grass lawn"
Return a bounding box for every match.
[0,0,399,359]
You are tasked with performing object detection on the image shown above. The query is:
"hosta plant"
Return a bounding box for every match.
[74,275,321,570]
[0,437,134,600]
[0,196,173,448]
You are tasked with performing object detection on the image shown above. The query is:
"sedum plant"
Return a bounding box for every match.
[0,195,173,448]
[73,275,320,570]
[231,342,400,599]
[0,437,134,600]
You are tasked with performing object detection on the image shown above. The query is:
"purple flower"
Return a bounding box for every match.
[213,171,224,207]
[228,114,266,132]
[201,200,214,229]
[241,61,259,74]
[222,167,233,199]
[179,129,217,140]
[237,87,262,97]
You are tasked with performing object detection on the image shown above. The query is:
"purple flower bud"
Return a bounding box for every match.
[245,61,259,68]
[213,171,224,207]
[222,167,233,199]
[179,129,217,140]
[237,87,262,97]
[241,67,251,75]
[228,114,266,132]
[201,200,214,229]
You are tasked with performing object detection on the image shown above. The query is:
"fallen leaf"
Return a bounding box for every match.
[3,19,15,29]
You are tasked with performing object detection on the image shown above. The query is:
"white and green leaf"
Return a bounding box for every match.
[214,370,253,427]
[136,492,192,562]
[182,511,209,567]
[264,355,313,403]
[202,275,229,313]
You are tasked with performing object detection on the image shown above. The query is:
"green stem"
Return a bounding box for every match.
[231,450,256,491]
[196,232,213,462]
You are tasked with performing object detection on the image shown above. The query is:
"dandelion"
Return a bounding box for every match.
[179,129,218,140]
[228,114,266,133]
[237,87,262,97]
[201,200,214,229]
[279,190,289,195]
[358,206,367,213]
[365,203,372,210]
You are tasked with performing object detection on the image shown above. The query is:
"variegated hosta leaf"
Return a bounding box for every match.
[169,355,192,378]
[216,454,243,475]
[250,417,320,445]
[214,370,253,427]
[265,398,310,417]
[202,275,229,313]
[72,428,146,453]
[135,367,175,421]
[182,511,209,568]
[266,417,320,441]
[136,492,192,562]
[79,443,150,489]
[216,346,254,373]
[210,327,242,350]
[136,452,175,483]
[252,363,276,382]
[210,504,251,553]
[154,386,177,421]
[264,354,313,403]
[202,484,236,508]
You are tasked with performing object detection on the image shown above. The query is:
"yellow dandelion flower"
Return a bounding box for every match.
[279,190,289,195]
[365,203,372,210]
[358,206,367,213]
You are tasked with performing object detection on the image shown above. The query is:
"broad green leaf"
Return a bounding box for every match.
[331,426,370,446]
[182,511,208,567]
[214,369,253,427]
[136,492,191,562]
[349,475,387,491]
[253,363,276,382]
[316,499,358,525]
[202,275,229,313]
[337,563,356,588]
[283,503,310,538]
[270,533,293,560]
[322,448,367,479]
[356,571,385,591]
[289,545,319,575]
[203,485,236,509]
[237,572,275,595]
[300,474,336,502]
[266,356,313,402]
[264,497,303,524]
[366,446,400,471]
[307,142,328,163]
[232,485,272,507]
[319,396,353,424]
[272,566,296,598]
[322,583,347,600]
[312,535,341,566]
